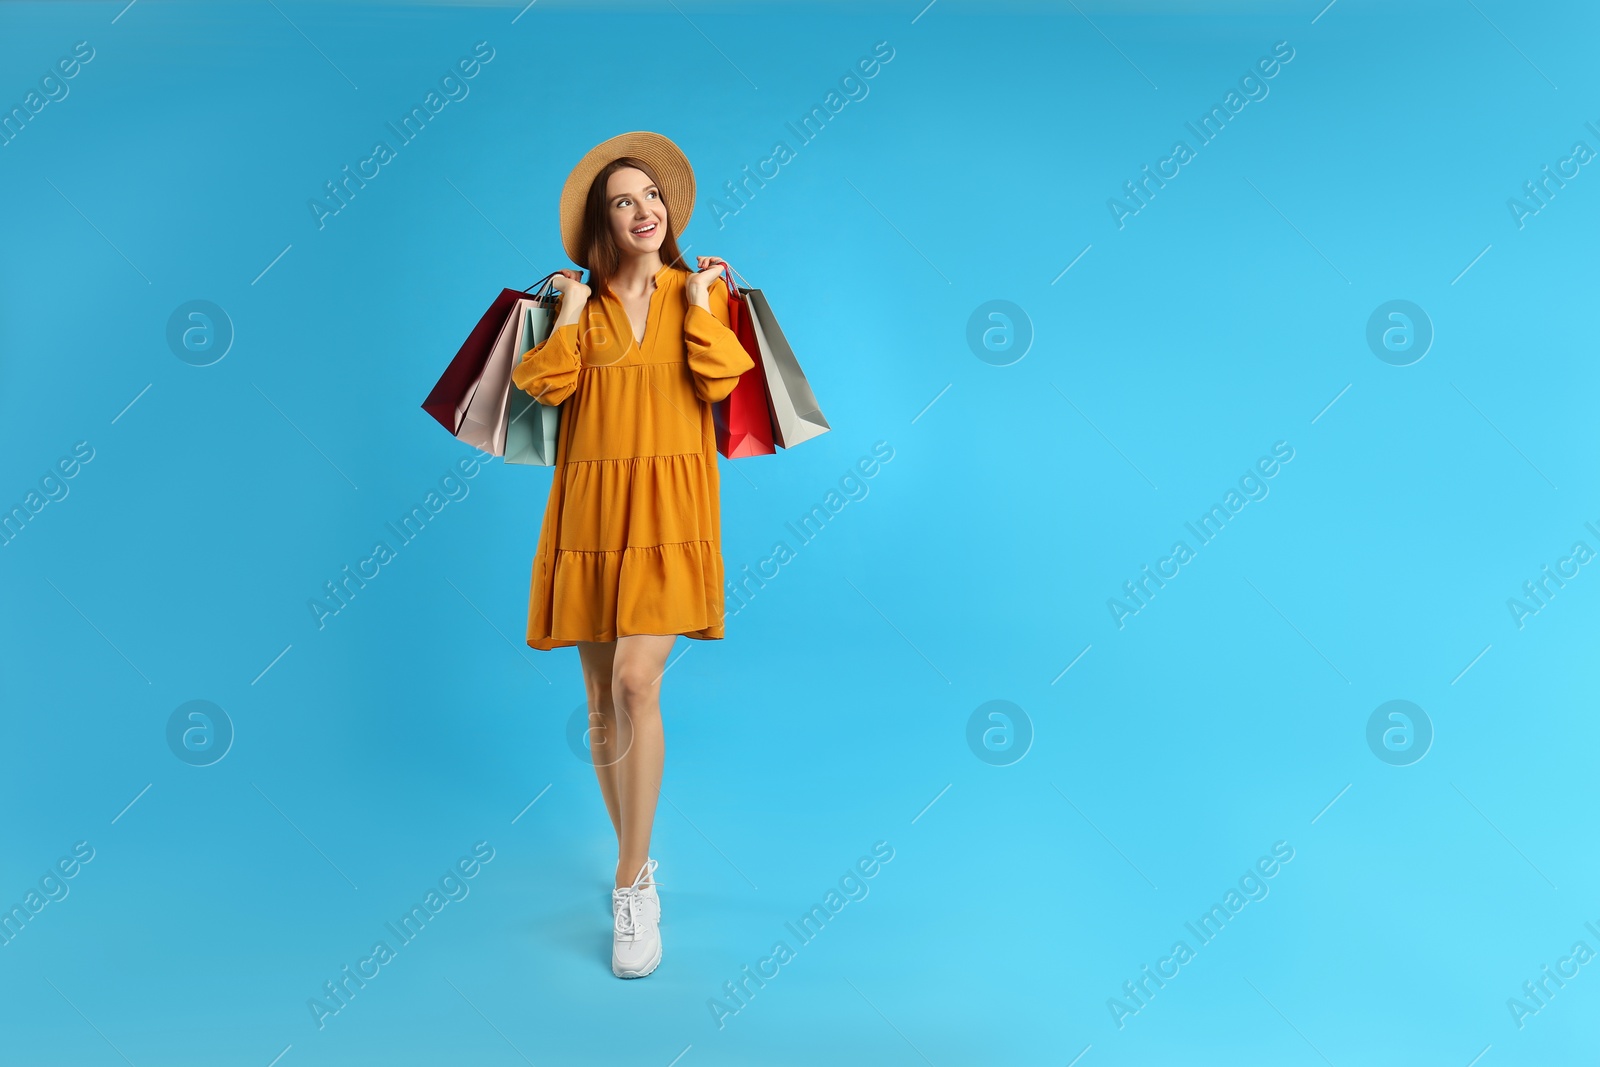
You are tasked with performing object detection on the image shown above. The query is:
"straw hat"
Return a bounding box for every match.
[560,131,696,268]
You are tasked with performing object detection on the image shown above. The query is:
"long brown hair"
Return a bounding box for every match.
[579,156,688,299]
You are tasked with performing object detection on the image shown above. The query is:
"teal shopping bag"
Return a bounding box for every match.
[505,292,563,466]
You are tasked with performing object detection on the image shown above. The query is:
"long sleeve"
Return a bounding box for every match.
[513,321,582,407]
[683,277,755,404]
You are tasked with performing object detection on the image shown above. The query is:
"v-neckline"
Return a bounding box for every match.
[609,263,672,353]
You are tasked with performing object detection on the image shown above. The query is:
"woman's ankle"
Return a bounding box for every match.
[615,856,656,890]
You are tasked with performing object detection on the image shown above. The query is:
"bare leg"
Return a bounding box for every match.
[576,640,622,844]
[610,633,675,888]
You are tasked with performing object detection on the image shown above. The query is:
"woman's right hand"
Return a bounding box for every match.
[551,269,591,302]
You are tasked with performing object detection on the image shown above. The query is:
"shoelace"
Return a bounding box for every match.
[613,859,662,940]
[613,888,642,939]
[635,858,661,895]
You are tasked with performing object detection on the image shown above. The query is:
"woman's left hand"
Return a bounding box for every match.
[686,255,729,308]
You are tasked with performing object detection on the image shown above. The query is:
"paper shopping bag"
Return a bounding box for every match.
[505,300,564,466]
[731,270,829,449]
[457,297,535,454]
[713,268,777,459]
[422,273,558,445]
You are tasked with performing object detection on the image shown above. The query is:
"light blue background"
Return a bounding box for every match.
[2,0,1597,1064]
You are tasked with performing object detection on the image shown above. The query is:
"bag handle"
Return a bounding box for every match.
[523,271,560,299]
[716,260,753,298]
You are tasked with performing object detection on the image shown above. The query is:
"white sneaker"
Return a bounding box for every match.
[611,858,661,978]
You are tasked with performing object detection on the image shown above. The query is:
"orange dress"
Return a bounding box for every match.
[511,264,755,651]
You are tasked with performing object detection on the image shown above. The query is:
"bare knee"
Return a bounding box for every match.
[611,666,661,716]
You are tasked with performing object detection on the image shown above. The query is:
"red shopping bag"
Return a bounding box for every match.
[713,265,776,459]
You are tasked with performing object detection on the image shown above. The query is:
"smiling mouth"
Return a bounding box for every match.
[630,222,658,238]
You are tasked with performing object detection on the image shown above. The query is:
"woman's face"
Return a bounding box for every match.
[606,167,667,258]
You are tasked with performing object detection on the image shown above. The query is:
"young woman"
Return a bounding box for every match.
[511,131,754,979]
